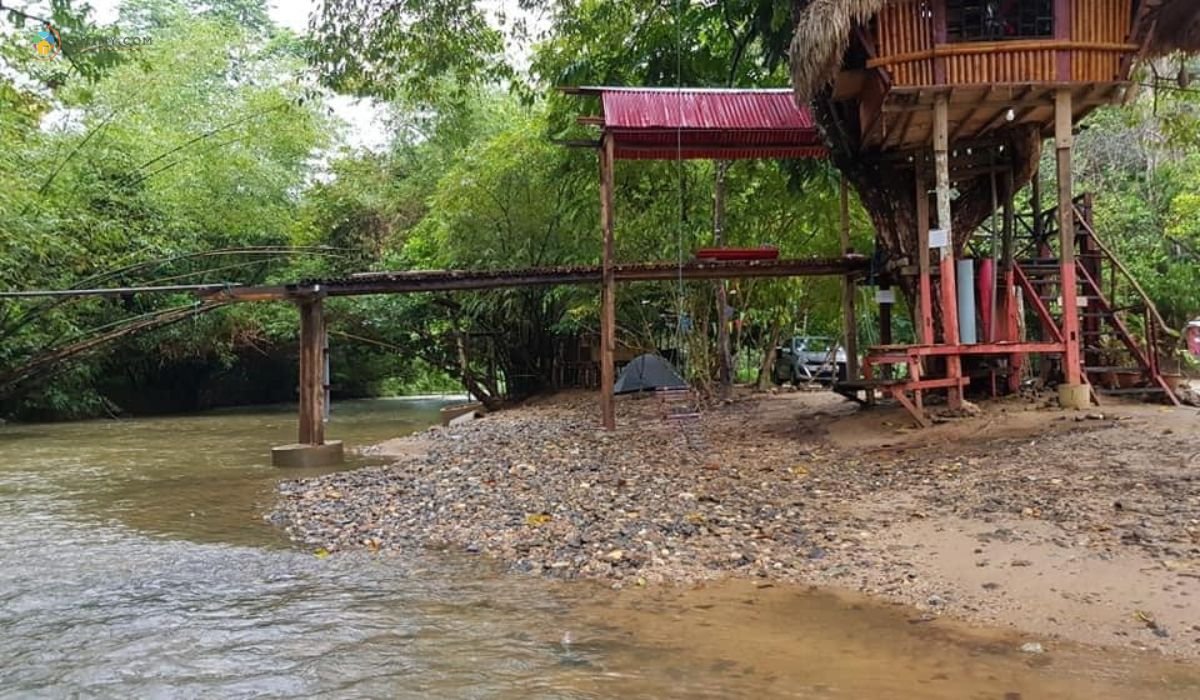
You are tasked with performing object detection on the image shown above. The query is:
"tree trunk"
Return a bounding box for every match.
[812,98,1043,311]
[757,318,784,391]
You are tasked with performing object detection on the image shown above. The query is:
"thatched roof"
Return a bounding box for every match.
[788,0,884,105]
[1134,0,1200,57]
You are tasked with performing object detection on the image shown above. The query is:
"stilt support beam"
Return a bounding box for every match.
[840,177,859,383]
[599,134,617,430]
[274,292,343,467]
[915,170,934,346]
[1002,164,1023,393]
[933,94,963,409]
[298,295,326,445]
[1055,87,1087,406]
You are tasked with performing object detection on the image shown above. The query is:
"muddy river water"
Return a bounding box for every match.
[1,399,1198,698]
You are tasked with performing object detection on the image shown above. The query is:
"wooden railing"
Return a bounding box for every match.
[866,39,1137,85]
[867,0,1136,88]
[873,1,936,86]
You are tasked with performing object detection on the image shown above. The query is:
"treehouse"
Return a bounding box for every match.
[788,0,1200,423]
[828,0,1152,151]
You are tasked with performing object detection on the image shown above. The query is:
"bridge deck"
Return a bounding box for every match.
[205,256,869,301]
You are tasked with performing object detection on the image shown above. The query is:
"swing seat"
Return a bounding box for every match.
[655,386,700,420]
[694,247,779,261]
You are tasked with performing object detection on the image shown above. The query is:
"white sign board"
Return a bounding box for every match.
[929,228,949,249]
[875,289,896,304]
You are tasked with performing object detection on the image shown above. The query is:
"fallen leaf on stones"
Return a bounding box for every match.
[525,513,552,527]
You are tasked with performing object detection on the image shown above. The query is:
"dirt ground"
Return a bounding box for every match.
[279,386,1200,658]
[701,388,1200,656]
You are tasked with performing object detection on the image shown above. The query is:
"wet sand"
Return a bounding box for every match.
[272,389,1200,658]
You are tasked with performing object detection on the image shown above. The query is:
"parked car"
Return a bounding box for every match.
[773,336,848,384]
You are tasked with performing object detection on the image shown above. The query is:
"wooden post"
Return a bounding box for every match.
[915,169,934,346]
[840,176,859,382]
[1001,167,1016,274]
[933,93,962,408]
[1056,88,1083,389]
[1032,165,1045,253]
[932,0,947,84]
[714,161,733,395]
[298,295,325,445]
[1054,0,1073,82]
[879,281,894,381]
[1003,165,1022,393]
[599,134,617,431]
[880,285,894,346]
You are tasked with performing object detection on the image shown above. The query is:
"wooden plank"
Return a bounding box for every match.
[950,85,994,141]
[599,134,617,431]
[216,257,871,302]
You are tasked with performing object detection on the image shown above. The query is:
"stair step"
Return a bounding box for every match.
[1097,387,1166,395]
[1084,366,1145,373]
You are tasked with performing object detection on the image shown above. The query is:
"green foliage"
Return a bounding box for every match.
[0,0,338,418]
[307,0,515,102]
[1075,70,1200,331]
[6,0,1199,421]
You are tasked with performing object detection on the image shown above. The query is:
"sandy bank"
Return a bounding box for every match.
[269,389,1200,656]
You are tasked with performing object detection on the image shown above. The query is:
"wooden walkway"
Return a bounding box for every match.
[202,256,869,302]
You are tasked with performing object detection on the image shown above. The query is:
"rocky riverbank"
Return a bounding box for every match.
[269,390,1200,656]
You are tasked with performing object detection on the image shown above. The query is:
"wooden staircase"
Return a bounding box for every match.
[838,192,1181,428]
[1012,199,1180,406]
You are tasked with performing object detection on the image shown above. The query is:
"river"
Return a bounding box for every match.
[1,399,1197,698]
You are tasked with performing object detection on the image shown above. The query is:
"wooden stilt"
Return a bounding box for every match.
[915,169,934,346]
[713,161,733,396]
[1002,165,1022,393]
[933,93,962,409]
[1056,88,1082,389]
[840,177,859,382]
[880,285,894,346]
[298,295,325,446]
[599,134,617,430]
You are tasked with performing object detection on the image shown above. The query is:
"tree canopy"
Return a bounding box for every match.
[1,0,1198,420]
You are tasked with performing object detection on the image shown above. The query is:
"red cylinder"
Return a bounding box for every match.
[977,258,996,343]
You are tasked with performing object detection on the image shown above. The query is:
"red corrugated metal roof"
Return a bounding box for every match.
[577,87,826,161]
